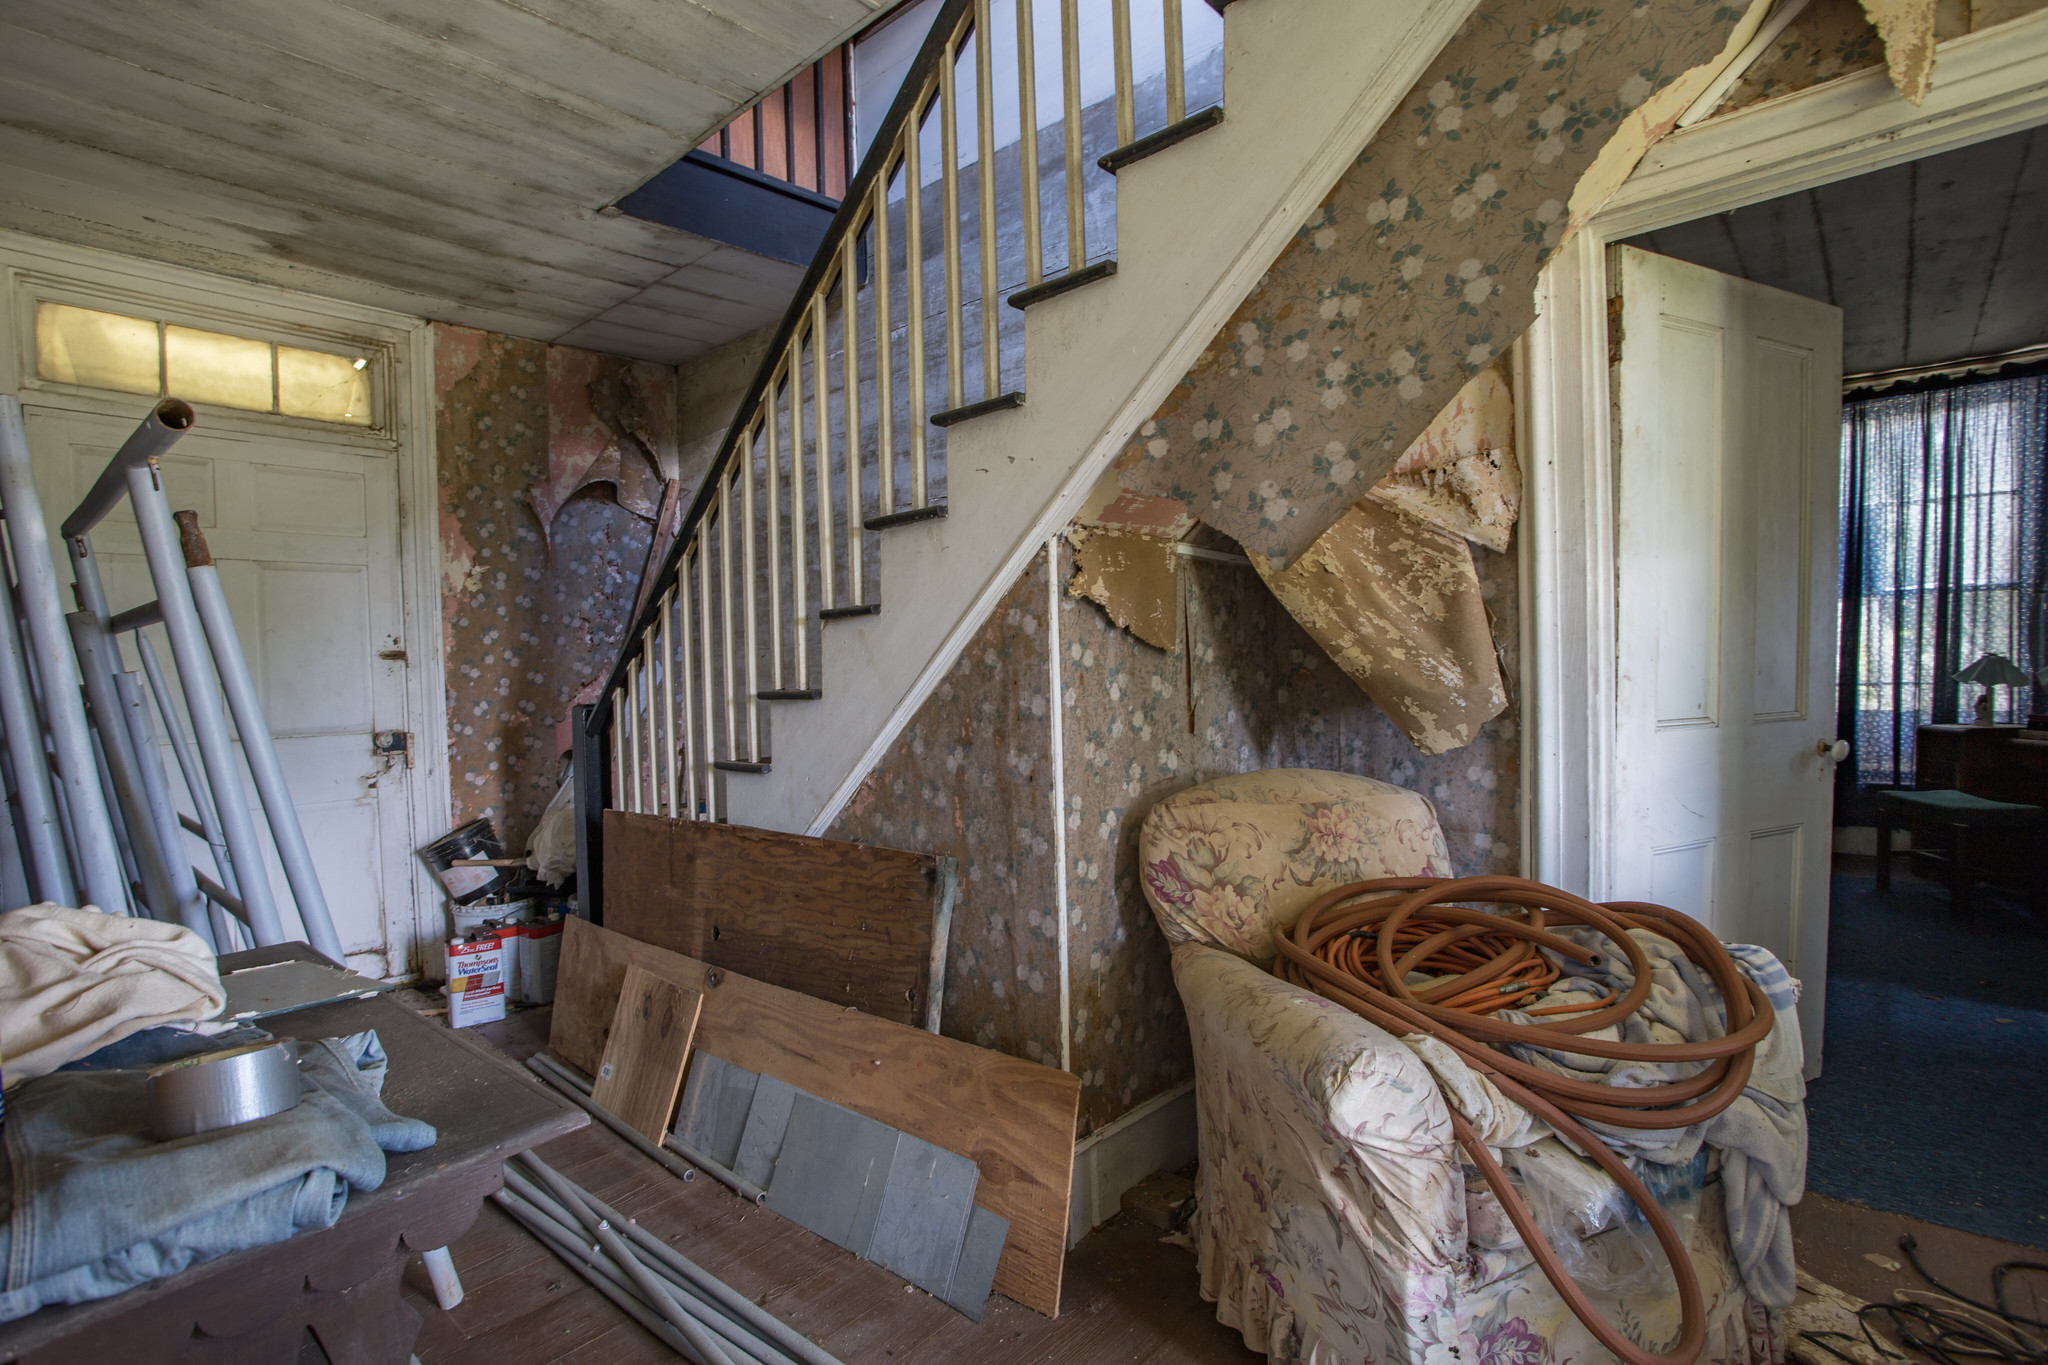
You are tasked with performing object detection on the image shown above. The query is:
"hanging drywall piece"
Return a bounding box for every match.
[1860,0,1939,102]
[1065,527,1181,650]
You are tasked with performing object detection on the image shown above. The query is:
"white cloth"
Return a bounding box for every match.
[0,905,224,1085]
[1499,930,1807,1307]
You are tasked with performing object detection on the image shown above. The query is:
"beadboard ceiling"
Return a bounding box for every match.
[0,0,895,361]
[1626,122,2047,378]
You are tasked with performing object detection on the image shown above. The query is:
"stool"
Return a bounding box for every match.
[1873,788,2045,913]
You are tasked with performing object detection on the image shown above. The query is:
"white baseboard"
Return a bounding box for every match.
[1067,1081,1197,1247]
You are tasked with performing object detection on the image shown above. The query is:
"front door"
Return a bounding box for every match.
[27,405,418,979]
[1608,244,1844,1072]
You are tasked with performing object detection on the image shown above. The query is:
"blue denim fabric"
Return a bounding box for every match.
[0,1029,437,1322]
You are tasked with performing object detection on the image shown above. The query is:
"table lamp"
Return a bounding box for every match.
[1954,653,2030,726]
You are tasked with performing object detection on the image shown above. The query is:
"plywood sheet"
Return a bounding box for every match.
[549,918,1081,1317]
[602,812,956,1029]
[590,965,702,1143]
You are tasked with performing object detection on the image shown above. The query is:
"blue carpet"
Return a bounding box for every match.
[1805,867,2048,1250]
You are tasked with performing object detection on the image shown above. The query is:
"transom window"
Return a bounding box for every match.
[34,301,375,427]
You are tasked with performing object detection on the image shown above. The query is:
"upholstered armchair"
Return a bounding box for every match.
[1139,769,1779,1365]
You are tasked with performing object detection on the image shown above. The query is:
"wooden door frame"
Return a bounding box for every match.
[1520,12,2048,898]
[0,231,451,975]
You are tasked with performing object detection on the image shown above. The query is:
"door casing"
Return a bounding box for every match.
[0,230,449,979]
[1520,13,2048,898]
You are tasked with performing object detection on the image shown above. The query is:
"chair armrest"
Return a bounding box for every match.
[1173,942,1469,1360]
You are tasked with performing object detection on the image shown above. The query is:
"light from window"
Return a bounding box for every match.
[34,302,374,427]
[277,345,373,425]
[166,324,274,413]
[35,303,159,397]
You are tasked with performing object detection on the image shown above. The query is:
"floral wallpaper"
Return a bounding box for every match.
[826,548,1065,1071]
[1715,0,2044,113]
[1114,0,1752,567]
[433,324,660,852]
[1059,537,1518,1133]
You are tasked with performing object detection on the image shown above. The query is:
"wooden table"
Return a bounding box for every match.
[0,945,587,1364]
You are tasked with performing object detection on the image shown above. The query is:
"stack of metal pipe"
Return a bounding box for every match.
[0,394,343,961]
[495,1152,845,1365]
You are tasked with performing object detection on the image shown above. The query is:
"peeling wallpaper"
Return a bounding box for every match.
[433,323,659,852]
[828,533,1519,1136]
[1114,0,1751,568]
[1060,538,1519,1133]
[1715,0,2045,112]
[827,549,1065,1070]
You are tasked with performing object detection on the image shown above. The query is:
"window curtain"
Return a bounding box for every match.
[1835,371,2048,796]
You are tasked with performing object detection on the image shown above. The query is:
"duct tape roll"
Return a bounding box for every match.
[148,1041,301,1140]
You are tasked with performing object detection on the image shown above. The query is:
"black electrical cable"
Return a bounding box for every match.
[1796,1235,2048,1365]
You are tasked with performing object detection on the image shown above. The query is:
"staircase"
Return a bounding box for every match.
[593,0,1479,837]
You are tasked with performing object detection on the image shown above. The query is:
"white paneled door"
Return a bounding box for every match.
[1608,244,1844,1074]
[28,406,417,979]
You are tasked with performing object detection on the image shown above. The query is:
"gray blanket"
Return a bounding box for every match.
[0,1029,436,1322]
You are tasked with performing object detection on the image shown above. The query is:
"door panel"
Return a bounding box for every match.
[26,407,415,978]
[1610,244,1843,1074]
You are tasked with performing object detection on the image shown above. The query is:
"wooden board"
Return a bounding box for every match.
[602,811,957,1029]
[590,964,703,1143]
[549,918,1080,1318]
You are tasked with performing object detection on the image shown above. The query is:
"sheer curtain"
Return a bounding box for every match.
[1835,371,2048,796]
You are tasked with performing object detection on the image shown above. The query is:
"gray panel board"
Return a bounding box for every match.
[732,1074,798,1187]
[674,1052,758,1167]
[867,1136,980,1297]
[767,1092,900,1256]
[941,1205,1010,1322]
[220,959,392,1022]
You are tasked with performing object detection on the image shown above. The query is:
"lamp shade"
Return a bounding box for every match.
[1954,653,2032,687]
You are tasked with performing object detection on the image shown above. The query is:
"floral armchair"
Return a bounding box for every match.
[1139,769,1779,1365]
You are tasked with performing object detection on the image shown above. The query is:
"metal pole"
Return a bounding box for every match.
[174,515,343,962]
[70,613,176,922]
[114,669,213,948]
[0,397,127,913]
[85,718,141,912]
[0,563,72,902]
[137,631,237,897]
[120,459,288,947]
[0,747,33,911]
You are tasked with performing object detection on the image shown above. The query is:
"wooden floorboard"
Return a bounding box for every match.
[411,1003,2048,1365]
[408,1005,1255,1365]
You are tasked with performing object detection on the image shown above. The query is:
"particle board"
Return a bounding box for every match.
[548,918,1081,1317]
[589,965,703,1144]
[601,810,957,1029]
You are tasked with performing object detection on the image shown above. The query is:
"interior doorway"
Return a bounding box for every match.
[1611,121,2048,1251]
[1522,22,2048,1257]
[0,232,448,981]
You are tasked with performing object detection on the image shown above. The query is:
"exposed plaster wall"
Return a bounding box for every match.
[432,323,665,851]
[676,325,777,501]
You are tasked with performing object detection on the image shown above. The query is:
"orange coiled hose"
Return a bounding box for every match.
[1272,876,1775,1365]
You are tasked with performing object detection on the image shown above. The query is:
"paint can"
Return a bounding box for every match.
[418,818,513,905]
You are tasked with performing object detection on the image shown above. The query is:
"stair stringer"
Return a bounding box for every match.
[724,0,1482,838]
